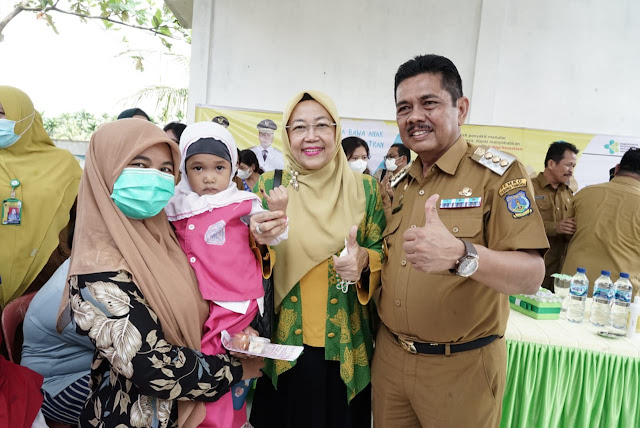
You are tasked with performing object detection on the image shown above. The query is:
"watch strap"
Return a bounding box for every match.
[449,240,478,275]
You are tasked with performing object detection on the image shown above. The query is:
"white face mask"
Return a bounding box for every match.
[349,159,368,174]
[237,168,252,180]
[385,158,399,172]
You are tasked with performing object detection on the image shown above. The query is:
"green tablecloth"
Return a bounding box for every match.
[501,340,640,427]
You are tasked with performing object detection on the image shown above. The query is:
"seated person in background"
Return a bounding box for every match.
[238,149,264,192]
[0,86,81,308]
[1,347,48,428]
[22,251,94,426]
[163,121,187,144]
[117,107,151,121]
[342,136,371,174]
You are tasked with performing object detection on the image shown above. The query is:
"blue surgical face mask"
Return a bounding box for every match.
[0,111,35,149]
[111,168,175,220]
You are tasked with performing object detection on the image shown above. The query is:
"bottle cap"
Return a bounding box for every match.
[620,272,630,279]
[577,267,586,273]
[601,270,611,276]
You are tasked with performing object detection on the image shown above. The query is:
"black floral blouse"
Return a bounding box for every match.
[69,270,243,428]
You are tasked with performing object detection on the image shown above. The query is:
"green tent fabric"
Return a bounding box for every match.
[502,340,640,427]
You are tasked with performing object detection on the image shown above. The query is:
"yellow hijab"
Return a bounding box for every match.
[273,90,365,308]
[0,86,81,307]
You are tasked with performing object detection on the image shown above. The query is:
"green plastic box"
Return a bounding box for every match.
[509,294,562,320]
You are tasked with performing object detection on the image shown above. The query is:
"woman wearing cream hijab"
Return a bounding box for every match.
[249,91,386,428]
[60,119,263,427]
[0,86,81,308]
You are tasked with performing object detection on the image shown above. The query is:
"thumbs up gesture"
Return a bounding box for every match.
[333,225,369,281]
[403,194,465,273]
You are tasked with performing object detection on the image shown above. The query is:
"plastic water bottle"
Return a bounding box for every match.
[567,267,589,323]
[590,270,614,327]
[610,273,633,333]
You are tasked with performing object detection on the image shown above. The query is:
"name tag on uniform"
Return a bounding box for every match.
[534,195,546,200]
[440,197,482,209]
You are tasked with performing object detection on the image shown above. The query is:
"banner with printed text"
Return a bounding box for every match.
[196,104,640,190]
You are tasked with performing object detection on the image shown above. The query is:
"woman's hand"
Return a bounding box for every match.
[250,210,288,245]
[240,357,265,380]
[261,186,289,215]
[332,225,369,282]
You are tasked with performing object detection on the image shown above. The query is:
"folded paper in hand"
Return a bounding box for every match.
[221,330,303,362]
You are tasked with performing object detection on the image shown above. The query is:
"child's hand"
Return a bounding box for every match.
[261,186,288,215]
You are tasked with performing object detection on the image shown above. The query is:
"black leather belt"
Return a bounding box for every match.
[391,332,500,355]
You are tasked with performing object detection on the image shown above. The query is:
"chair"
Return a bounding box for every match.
[1,291,36,363]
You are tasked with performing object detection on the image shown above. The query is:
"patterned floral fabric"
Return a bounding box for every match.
[69,271,244,428]
[255,171,385,402]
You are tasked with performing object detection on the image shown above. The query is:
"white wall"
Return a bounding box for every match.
[470,0,640,136]
[188,0,483,121]
[189,0,640,137]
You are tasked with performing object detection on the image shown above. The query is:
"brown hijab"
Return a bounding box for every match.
[58,119,209,427]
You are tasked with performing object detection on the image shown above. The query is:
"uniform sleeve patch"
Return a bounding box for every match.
[498,178,527,196]
[505,191,533,218]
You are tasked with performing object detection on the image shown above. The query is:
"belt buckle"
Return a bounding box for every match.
[398,337,417,354]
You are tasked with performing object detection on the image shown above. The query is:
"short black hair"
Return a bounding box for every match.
[341,137,370,159]
[394,54,463,105]
[544,141,579,169]
[390,143,411,161]
[239,149,264,174]
[619,147,640,175]
[163,122,187,141]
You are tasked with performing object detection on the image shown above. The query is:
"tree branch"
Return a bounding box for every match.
[20,5,182,40]
[0,0,31,42]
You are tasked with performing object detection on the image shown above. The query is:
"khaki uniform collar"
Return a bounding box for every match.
[409,135,467,179]
[539,171,568,190]
[611,175,640,189]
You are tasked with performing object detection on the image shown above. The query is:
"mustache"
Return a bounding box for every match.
[407,123,434,134]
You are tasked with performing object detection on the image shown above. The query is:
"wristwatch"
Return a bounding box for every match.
[450,240,479,277]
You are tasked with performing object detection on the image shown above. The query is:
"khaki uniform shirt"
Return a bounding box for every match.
[380,137,549,344]
[562,176,640,297]
[531,173,573,289]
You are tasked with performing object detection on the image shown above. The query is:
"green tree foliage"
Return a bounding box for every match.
[43,110,117,141]
[0,0,190,47]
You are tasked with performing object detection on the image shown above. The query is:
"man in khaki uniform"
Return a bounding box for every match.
[372,54,549,428]
[531,141,578,290]
[562,148,640,297]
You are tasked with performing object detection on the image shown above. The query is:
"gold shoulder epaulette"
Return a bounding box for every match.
[470,145,516,176]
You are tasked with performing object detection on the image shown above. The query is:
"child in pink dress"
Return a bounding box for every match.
[165,122,288,428]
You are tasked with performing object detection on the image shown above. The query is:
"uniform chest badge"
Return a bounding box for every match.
[440,197,482,209]
[204,220,226,245]
[458,187,473,196]
[505,191,533,218]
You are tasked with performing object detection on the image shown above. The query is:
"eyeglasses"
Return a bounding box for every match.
[285,122,337,136]
[384,155,399,160]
